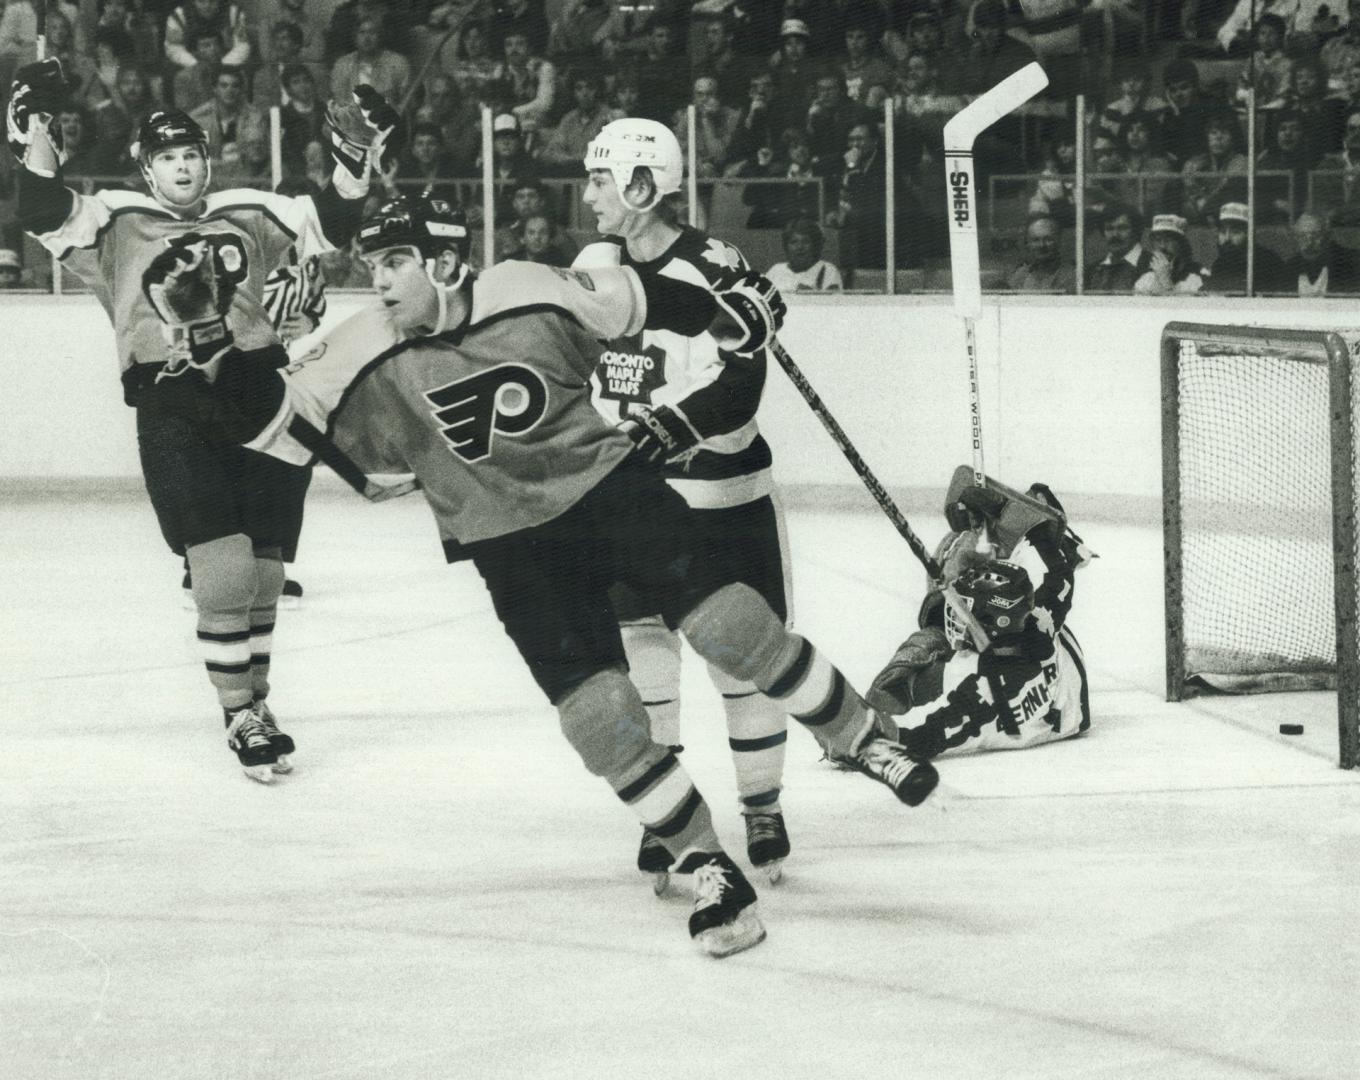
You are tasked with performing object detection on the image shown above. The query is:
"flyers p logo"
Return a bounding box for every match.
[424,364,548,462]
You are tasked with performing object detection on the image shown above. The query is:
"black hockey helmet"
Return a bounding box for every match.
[131,109,208,164]
[944,559,1034,649]
[357,196,470,262]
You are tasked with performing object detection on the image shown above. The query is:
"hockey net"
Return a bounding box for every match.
[1162,322,1360,770]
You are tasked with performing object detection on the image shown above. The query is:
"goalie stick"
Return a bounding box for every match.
[942,62,1049,489]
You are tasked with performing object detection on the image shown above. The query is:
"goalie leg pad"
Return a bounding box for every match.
[188,534,259,711]
[557,668,654,778]
[620,616,682,748]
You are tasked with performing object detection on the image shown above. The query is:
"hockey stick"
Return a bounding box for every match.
[768,339,941,580]
[942,62,1048,489]
[35,0,46,60]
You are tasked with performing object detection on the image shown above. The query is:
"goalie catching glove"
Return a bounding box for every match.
[141,234,245,370]
[325,84,405,182]
[708,268,786,354]
[7,58,68,169]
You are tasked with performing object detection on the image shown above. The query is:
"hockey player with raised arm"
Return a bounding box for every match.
[7,56,403,782]
[577,118,797,890]
[139,194,940,957]
[866,467,1095,759]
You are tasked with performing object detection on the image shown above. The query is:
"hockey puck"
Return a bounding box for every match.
[1278,723,1305,735]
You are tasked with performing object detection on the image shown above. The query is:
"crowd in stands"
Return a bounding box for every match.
[4,0,1360,294]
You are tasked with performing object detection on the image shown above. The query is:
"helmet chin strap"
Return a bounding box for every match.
[427,258,469,335]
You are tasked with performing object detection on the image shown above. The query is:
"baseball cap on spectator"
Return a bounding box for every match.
[780,18,811,38]
[0,249,20,270]
[493,113,520,134]
[1150,213,1187,236]
[1218,202,1249,225]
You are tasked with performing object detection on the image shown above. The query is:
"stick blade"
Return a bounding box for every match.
[942,62,1049,147]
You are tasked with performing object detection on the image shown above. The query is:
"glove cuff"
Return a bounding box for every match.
[165,316,235,368]
[331,162,370,199]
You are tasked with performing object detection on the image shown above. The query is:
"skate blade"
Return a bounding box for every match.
[241,762,277,784]
[695,907,766,958]
[650,872,670,897]
[277,595,302,612]
[271,755,294,775]
[758,860,784,885]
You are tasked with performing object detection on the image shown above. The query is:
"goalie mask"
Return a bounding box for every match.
[584,118,683,211]
[944,559,1034,650]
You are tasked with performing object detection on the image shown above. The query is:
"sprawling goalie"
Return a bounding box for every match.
[866,467,1096,758]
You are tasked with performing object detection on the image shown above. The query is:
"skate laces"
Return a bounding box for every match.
[254,703,281,737]
[692,861,732,910]
[745,813,782,845]
[227,706,272,749]
[860,739,915,786]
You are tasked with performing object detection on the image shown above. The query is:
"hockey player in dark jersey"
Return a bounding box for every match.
[8,57,402,781]
[139,194,941,957]
[866,468,1095,759]
[578,118,797,889]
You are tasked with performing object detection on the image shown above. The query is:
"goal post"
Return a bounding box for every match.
[1161,322,1360,769]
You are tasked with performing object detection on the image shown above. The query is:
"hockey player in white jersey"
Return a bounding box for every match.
[8,57,401,781]
[866,468,1094,759]
[140,194,940,956]
[577,117,797,889]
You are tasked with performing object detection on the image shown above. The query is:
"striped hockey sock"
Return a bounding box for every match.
[612,749,721,864]
[764,636,879,760]
[710,665,787,814]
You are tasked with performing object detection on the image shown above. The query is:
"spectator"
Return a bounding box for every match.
[608,69,641,121]
[1027,136,1078,225]
[1322,0,1360,91]
[1258,110,1315,221]
[0,0,39,88]
[673,75,741,179]
[188,65,264,170]
[1288,54,1346,159]
[1234,13,1291,109]
[893,51,967,120]
[444,20,500,103]
[495,178,571,256]
[806,72,869,178]
[493,0,550,55]
[1096,58,1167,144]
[627,19,689,125]
[1285,210,1360,294]
[1085,204,1152,292]
[91,64,159,176]
[1158,57,1216,169]
[0,247,22,288]
[44,12,99,106]
[54,106,100,184]
[84,25,133,112]
[1179,110,1248,223]
[257,0,326,65]
[492,27,556,131]
[1007,0,1088,99]
[415,73,480,175]
[766,217,843,291]
[395,122,462,203]
[826,119,938,270]
[1315,107,1360,224]
[92,0,162,76]
[739,125,823,228]
[215,117,271,187]
[1121,113,1174,183]
[479,114,540,211]
[163,0,250,71]
[533,70,609,175]
[511,212,577,265]
[957,0,1038,96]
[839,20,893,107]
[172,31,224,112]
[547,0,623,67]
[770,18,821,125]
[1204,200,1291,293]
[888,8,954,85]
[1007,214,1075,292]
[724,68,784,171]
[332,12,411,103]
[694,12,747,108]
[1134,213,1205,295]
[252,22,318,109]
[277,65,326,179]
[1217,0,1324,54]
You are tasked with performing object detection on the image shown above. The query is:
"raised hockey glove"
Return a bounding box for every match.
[865,627,951,715]
[324,84,406,181]
[709,268,786,354]
[944,482,1007,533]
[7,59,68,166]
[142,236,242,369]
[620,404,700,463]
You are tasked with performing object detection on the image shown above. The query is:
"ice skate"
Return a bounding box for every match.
[637,826,672,896]
[676,851,765,958]
[224,703,279,784]
[743,810,790,884]
[845,737,939,806]
[279,578,304,611]
[254,699,295,774]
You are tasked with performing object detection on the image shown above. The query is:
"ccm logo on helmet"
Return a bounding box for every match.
[424,364,548,462]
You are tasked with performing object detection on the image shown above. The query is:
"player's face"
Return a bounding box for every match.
[365,246,441,330]
[147,145,210,207]
[582,169,630,234]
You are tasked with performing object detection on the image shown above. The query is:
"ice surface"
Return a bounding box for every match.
[2,491,1357,1080]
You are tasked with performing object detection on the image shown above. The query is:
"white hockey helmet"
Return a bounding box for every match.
[584,117,683,210]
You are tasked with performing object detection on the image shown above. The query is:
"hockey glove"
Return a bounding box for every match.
[324,84,406,181]
[709,269,786,354]
[620,404,700,463]
[142,236,242,370]
[944,482,1007,533]
[7,58,68,167]
[865,627,951,715]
